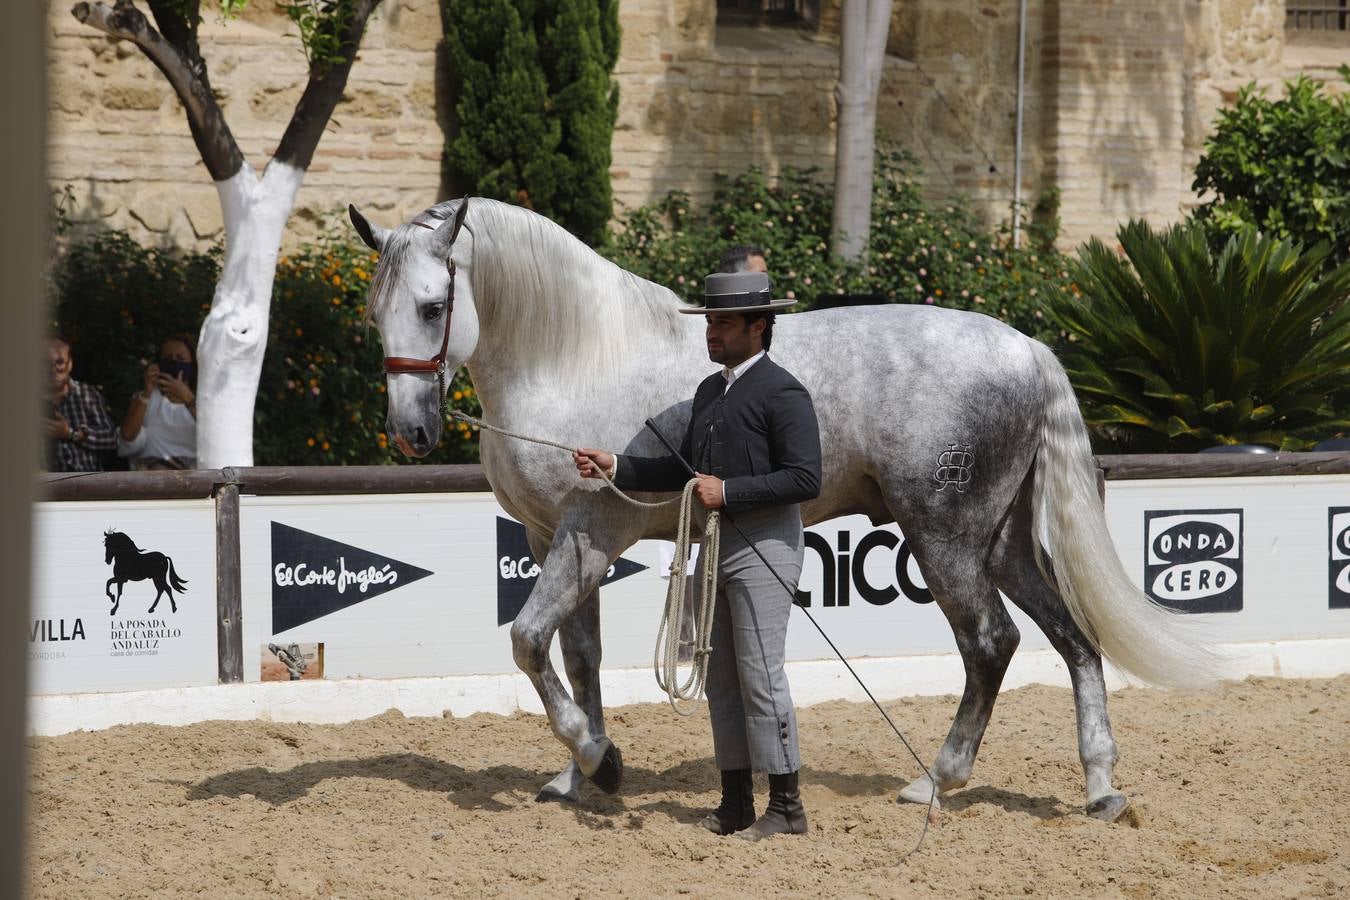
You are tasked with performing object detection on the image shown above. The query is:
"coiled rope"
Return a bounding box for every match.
[451,410,719,713]
[652,480,719,715]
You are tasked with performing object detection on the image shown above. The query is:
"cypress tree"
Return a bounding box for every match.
[444,0,620,246]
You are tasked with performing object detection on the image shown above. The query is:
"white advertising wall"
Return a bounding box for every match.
[30,474,1350,699]
[29,499,218,695]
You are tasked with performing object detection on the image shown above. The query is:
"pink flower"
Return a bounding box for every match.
[311,386,321,395]
[925,296,935,304]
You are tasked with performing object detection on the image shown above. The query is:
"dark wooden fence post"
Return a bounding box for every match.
[215,472,243,684]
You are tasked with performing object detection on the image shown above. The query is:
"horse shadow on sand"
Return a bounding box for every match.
[172,753,1073,829]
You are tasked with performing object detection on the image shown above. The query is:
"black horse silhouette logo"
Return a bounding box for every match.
[102,530,188,616]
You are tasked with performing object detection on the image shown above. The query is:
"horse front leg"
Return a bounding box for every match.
[511,519,624,795]
[536,588,603,803]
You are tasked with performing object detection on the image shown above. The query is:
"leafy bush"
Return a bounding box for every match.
[1047,220,1350,451]
[444,0,620,246]
[1192,70,1350,270]
[605,147,1074,343]
[51,227,482,466]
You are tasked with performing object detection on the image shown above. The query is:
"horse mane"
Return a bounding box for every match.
[103,530,140,553]
[366,198,688,381]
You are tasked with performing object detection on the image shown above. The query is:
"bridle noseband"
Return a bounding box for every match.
[381,198,469,396]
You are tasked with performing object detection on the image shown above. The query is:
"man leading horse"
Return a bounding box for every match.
[575,270,821,841]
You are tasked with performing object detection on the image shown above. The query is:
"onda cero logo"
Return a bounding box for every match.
[1144,510,1242,613]
[1330,508,1350,610]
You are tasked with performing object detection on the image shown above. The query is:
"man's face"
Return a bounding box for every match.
[743,254,768,274]
[705,312,764,366]
[47,340,72,395]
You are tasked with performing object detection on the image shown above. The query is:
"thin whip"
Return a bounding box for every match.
[449,407,938,860]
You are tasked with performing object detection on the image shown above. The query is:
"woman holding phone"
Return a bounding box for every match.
[117,334,198,470]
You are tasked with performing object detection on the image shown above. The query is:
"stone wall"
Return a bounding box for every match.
[47,0,448,248]
[44,0,1347,253]
[611,0,1045,232]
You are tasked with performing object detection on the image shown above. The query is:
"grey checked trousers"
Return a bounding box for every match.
[696,503,805,775]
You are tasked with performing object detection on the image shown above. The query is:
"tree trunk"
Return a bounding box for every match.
[831,0,893,261]
[196,161,304,468]
[71,0,382,467]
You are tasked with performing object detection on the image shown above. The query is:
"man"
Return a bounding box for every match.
[43,335,116,472]
[574,270,821,841]
[719,244,767,274]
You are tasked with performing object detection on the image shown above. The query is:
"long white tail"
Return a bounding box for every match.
[1027,339,1221,688]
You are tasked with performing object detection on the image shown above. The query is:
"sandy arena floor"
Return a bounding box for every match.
[25,675,1350,898]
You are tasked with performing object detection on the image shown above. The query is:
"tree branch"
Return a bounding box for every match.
[71,0,244,180]
[273,0,383,171]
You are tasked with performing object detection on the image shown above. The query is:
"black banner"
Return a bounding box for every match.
[496,517,647,626]
[271,522,433,634]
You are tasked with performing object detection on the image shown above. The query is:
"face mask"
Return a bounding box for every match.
[159,359,196,381]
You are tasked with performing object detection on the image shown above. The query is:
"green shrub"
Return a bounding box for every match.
[1192,70,1350,270]
[51,227,482,466]
[443,0,620,246]
[1047,219,1350,451]
[605,147,1074,343]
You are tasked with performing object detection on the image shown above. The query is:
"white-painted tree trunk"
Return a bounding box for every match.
[831,0,894,261]
[196,161,305,468]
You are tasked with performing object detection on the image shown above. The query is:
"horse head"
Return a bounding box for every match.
[348,198,479,458]
[103,529,136,563]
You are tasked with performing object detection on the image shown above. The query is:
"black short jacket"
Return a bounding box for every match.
[615,356,822,514]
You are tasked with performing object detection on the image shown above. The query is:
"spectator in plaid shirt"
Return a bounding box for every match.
[43,336,116,472]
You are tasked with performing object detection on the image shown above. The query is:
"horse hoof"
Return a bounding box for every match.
[897,777,940,807]
[587,740,623,795]
[1086,792,1129,823]
[534,785,577,804]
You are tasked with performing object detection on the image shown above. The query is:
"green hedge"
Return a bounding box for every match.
[51,229,482,466]
[604,147,1075,344]
[1192,70,1350,271]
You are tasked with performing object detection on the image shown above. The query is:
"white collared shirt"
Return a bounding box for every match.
[722,349,766,394]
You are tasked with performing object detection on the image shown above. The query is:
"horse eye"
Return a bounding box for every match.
[421,303,444,322]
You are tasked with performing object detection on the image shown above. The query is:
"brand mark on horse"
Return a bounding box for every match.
[934,443,974,493]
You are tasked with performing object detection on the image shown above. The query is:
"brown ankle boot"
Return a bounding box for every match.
[736,771,807,841]
[698,768,756,835]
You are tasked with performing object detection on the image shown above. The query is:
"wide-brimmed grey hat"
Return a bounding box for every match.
[677,271,797,314]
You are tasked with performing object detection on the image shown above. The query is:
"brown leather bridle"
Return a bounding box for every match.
[381,198,469,397]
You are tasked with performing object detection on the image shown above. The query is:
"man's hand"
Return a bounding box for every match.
[44,414,71,440]
[693,472,724,509]
[573,448,615,480]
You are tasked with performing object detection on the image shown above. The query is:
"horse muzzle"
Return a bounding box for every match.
[387,419,439,458]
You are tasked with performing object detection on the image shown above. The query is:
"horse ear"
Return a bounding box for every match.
[348,204,390,253]
[431,196,470,257]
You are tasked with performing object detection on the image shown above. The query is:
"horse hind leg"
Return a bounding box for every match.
[896,530,1021,808]
[536,587,604,803]
[990,479,1127,822]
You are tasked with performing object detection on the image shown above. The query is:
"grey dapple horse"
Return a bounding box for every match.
[348,197,1213,822]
